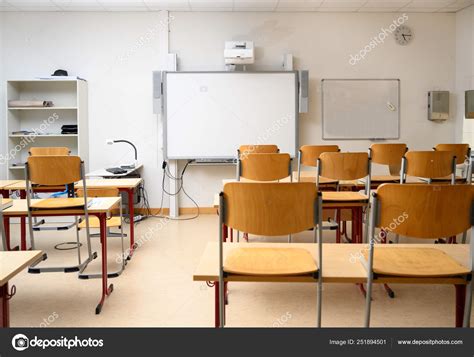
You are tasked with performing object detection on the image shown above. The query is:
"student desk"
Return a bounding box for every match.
[2,197,121,314]
[0,180,22,199]
[193,242,470,328]
[0,250,43,327]
[4,178,142,256]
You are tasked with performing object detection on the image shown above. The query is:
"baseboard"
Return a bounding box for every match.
[135,207,217,216]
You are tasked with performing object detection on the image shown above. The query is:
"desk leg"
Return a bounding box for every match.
[3,216,15,251]
[20,190,27,250]
[214,281,226,328]
[96,213,113,315]
[455,284,466,328]
[0,283,10,328]
[126,188,136,257]
[214,281,219,328]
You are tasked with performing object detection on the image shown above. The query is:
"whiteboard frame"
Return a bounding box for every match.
[321,78,401,141]
[163,71,299,160]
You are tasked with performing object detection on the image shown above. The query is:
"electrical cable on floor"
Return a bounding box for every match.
[139,159,200,221]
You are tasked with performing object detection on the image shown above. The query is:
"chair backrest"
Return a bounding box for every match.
[318,152,369,181]
[221,182,319,236]
[299,145,340,167]
[374,183,474,239]
[403,151,455,180]
[239,153,291,181]
[434,144,470,165]
[29,147,70,156]
[369,143,407,175]
[26,156,82,186]
[238,145,279,157]
[76,188,119,198]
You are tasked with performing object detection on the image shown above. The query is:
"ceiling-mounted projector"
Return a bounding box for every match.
[224,41,254,65]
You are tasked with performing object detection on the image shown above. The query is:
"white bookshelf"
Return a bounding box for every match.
[5,79,89,179]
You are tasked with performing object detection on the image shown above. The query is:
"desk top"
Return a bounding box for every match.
[0,198,13,211]
[86,164,143,178]
[0,250,43,286]
[3,197,120,216]
[75,178,143,189]
[193,243,469,284]
[4,178,142,191]
[0,180,22,190]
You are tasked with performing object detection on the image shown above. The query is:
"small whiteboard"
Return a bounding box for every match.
[322,79,400,140]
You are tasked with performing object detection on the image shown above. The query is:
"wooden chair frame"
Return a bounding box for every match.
[24,156,95,274]
[218,183,323,328]
[365,184,474,327]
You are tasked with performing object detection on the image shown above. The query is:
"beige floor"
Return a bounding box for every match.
[6,215,471,328]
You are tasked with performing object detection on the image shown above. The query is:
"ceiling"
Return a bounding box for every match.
[0,0,472,12]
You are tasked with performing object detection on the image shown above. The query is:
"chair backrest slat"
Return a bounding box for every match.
[375,184,473,239]
[318,152,369,180]
[240,153,291,181]
[223,182,317,236]
[29,147,70,156]
[300,145,339,167]
[27,156,82,186]
[404,151,455,179]
[434,144,470,165]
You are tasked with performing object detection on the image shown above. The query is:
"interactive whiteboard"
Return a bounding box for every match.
[164,71,298,159]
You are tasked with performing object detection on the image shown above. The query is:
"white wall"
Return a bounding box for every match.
[457,6,474,143]
[0,12,5,179]
[170,12,457,206]
[0,11,460,208]
[0,12,167,205]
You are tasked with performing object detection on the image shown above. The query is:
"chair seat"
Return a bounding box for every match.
[224,247,318,276]
[322,191,368,202]
[31,198,87,209]
[363,248,470,277]
[78,216,122,229]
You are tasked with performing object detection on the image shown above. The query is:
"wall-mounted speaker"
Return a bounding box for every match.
[428,91,449,121]
[299,70,309,113]
[153,71,163,114]
[466,90,474,119]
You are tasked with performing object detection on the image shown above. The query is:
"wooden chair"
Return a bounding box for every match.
[297,145,340,232]
[218,182,323,327]
[76,188,122,230]
[365,184,474,327]
[317,152,371,244]
[368,143,407,177]
[29,147,70,156]
[28,147,72,230]
[236,152,292,242]
[401,151,456,184]
[434,144,471,181]
[237,153,291,182]
[297,145,340,181]
[25,156,96,274]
